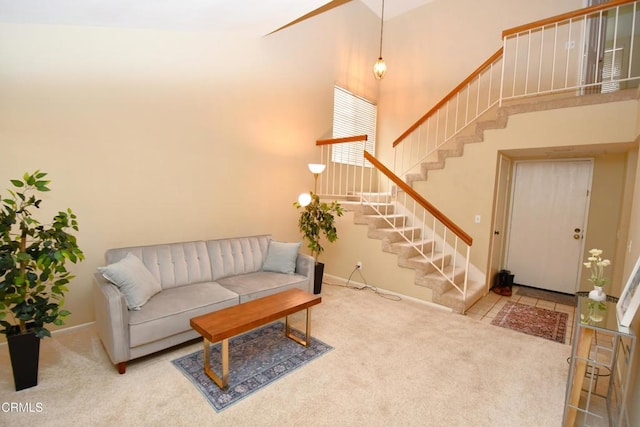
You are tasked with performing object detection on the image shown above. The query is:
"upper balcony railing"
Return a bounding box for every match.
[501,0,640,101]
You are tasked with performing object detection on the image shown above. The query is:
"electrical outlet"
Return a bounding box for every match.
[356,261,363,270]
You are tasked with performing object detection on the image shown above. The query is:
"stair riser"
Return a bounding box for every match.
[415,269,466,293]
[368,228,422,242]
[362,216,407,229]
[397,254,451,273]
[358,204,395,216]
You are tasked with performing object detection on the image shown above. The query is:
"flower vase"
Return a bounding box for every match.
[587,285,606,323]
[589,285,606,302]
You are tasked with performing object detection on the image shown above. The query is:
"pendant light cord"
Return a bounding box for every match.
[378,0,385,58]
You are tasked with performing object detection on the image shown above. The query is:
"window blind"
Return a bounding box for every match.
[332,85,377,167]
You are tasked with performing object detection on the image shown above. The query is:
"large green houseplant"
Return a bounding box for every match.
[0,171,84,390]
[294,191,343,294]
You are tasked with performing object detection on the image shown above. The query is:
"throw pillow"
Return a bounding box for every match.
[98,252,162,310]
[262,241,301,274]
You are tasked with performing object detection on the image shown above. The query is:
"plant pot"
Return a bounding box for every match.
[7,330,40,391]
[313,262,325,294]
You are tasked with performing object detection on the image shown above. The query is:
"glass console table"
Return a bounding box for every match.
[563,294,636,426]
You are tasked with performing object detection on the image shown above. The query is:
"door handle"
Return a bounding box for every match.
[573,234,581,240]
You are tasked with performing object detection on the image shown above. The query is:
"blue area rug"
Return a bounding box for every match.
[172,322,333,412]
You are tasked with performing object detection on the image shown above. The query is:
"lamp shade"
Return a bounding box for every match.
[298,192,312,207]
[308,163,326,174]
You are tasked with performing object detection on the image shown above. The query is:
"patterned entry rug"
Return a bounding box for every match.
[172,322,333,412]
[491,302,568,344]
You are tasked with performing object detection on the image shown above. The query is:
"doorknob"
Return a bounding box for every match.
[574,228,581,233]
[573,234,581,240]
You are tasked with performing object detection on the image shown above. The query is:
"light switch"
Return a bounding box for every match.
[474,214,481,224]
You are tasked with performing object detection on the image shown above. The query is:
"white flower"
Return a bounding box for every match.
[584,248,610,288]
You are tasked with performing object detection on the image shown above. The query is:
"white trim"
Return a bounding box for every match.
[324,273,453,313]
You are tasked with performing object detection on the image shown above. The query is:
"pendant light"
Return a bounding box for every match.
[373,0,387,80]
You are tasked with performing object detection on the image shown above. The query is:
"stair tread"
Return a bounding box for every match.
[376,226,421,232]
[393,239,433,247]
[362,213,405,219]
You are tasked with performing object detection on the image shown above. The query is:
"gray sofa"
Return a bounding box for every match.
[93,235,313,373]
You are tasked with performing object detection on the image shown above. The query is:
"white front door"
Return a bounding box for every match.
[505,160,593,294]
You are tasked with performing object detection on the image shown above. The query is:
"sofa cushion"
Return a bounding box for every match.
[128,282,238,348]
[105,241,212,290]
[207,235,271,280]
[216,271,309,303]
[98,253,162,310]
[262,240,301,274]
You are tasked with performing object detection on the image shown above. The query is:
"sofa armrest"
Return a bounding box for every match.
[93,272,130,365]
[296,253,315,291]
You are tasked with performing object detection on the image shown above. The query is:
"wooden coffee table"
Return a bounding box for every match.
[190,288,322,390]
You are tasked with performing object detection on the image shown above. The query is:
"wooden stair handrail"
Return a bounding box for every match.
[316,135,368,146]
[392,48,503,148]
[364,151,473,246]
[503,0,636,37]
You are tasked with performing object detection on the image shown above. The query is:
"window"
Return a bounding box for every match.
[601,47,623,93]
[332,85,377,167]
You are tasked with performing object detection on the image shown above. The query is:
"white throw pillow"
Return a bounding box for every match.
[98,252,162,310]
[262,241,301,274]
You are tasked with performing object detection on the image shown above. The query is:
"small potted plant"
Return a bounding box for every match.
[294,192,343,294]
[0,171,84,390]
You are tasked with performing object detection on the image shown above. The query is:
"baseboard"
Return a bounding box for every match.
[324,273,453,313]
[0,321,95,347]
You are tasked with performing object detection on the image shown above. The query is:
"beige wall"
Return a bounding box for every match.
[0,1,380,335]
[584,152,634,296]
[625,96,640,425]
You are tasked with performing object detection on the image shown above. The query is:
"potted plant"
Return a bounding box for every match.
[0,171,84,390]
[294,192,344,294]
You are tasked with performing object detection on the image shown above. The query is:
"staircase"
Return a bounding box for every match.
[351,200,484,313]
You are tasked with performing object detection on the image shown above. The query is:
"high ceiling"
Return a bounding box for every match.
[0,0,434,36]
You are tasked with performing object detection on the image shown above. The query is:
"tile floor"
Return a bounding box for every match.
[466,285,577,345]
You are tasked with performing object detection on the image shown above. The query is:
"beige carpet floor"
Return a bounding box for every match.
[0,283,571,426]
